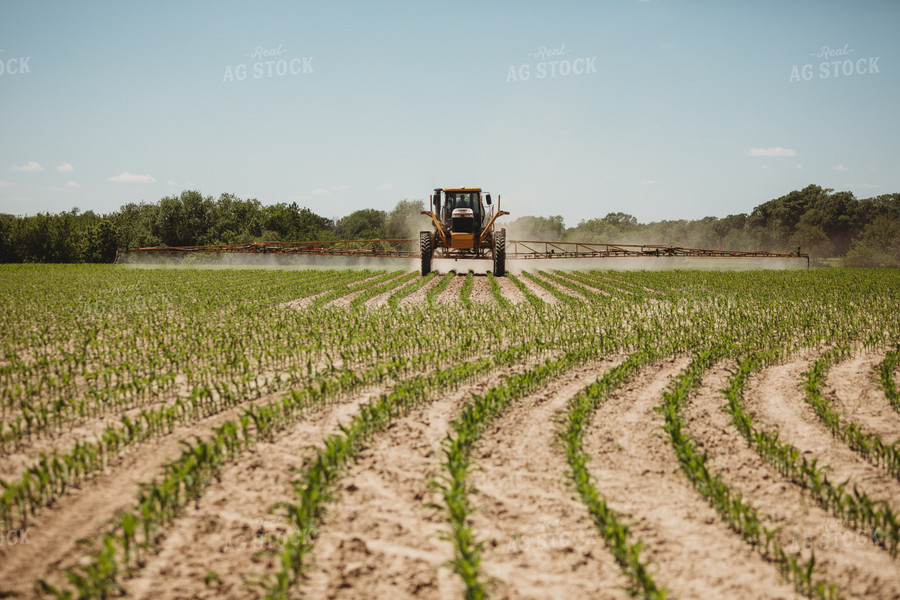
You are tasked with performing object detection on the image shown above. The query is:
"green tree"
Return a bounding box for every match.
[843,216,900,267]
[80,219,120,263]
[154,190,214,246]
[335,209,386,239]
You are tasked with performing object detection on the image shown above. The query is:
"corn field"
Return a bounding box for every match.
[1,263,900,599]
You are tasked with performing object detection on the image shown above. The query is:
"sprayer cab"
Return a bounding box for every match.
[419,186,509,277]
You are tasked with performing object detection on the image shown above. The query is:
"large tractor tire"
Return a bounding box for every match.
[420,231,433,276]
[492,229,506,277]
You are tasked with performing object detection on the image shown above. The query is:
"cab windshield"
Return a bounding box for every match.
[443,192,481,221]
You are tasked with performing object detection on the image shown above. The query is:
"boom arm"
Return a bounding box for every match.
[479,210,509,245]
[420,211,449,246]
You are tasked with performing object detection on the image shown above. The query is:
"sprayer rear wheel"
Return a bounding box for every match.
[493,230,506,277]
[420,231,433,276]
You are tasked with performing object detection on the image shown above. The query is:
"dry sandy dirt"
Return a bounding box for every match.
[2,274,899,599]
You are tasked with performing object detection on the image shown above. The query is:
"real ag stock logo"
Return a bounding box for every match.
[789,43,880,82]
[506,44,597,83]
[0,50,31,77]
[223,44,313,82]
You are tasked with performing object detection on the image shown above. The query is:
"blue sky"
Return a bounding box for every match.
[1,0,897,226]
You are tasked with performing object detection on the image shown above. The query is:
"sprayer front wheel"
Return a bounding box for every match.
[493,230,506,277]
[420,231,433,276]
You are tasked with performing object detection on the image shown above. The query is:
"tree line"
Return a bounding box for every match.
[0,185,898,266]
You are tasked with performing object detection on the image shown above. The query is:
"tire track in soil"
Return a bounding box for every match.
[0,385,303,596]
[685,361,900,600]
[300,361,547,600]
[468,357,632,600]
[826,350,900,445]
[585,357,799,600]
[122,389,383,600]
[743,355,900,506]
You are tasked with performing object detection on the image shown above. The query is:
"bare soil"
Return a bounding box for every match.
[435,272,466,305]
[122,389,380,600]
[684,360,900,599]
[529,272,590,303]
[513,274,558,305]
[399,275,442,307]
[468,275,495,305]
[826,349,900,445]
[495,276,527,305]
[301,361,545,600]
[584,358,799,600]
[0,385,311,595]
[743,355,900,506]
[468,356,632,599]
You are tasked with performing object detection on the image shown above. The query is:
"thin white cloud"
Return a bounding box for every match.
[311,187,330,195]
[378,182,393,191]
[795,164,804,169]
[641,179,658,185]
[66,181,81,188]
[11,161,44,172]
[847,182,878,189]
[748,147,796,157]
[0,181,11,188]
[107,172,157,183]
[331,184,350,191]
[56,162,75,173]
[833,164,848,171]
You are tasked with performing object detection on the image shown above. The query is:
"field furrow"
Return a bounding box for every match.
[827,350,900,445]
[584,358,799,600]
[121,388,381,600]
[2,265,899,599]
[493,274,526,305]
[436,271,466,305]
[0,386,295,595]
[509,273,557,305]
[685,361,900,599]
[744,356,900,506]
[299,364,532,599]
[468,357,632,599]
[399,272,443,306]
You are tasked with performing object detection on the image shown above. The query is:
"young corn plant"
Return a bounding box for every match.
[663,349,842,599]
[485,272,510,309]
[724,354,900,558]
[877,345,900,413]
[559,349,668,599]
[802,347,900,480]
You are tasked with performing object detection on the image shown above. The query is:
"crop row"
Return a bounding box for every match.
[879,346,900,413]
[663,349,841,599]
[40,342,553,599]
[724,353,900,557]
[802,347,900,479]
